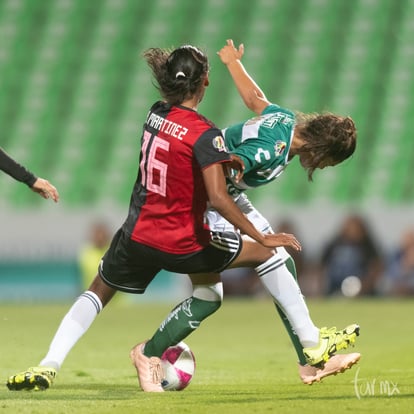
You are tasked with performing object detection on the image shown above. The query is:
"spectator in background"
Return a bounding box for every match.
[320,214,383,296]
[0,147,59,202]
[385,229,414,296]
[78,221,111,290]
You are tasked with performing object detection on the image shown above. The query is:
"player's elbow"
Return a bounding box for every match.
[244,91,270,115]
[207,192,230,213]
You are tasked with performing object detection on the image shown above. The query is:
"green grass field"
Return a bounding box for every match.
[1,298,413,413]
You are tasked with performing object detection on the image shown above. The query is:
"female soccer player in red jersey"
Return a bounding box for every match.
[7,44,300,393]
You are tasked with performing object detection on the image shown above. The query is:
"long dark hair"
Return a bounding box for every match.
[143,45,209,106]
[295,113,357,180]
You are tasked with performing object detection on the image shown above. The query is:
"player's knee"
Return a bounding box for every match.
[276,247,298,281]
[191,283,223,320]
[193,282,223,304]
[276,246,291,262]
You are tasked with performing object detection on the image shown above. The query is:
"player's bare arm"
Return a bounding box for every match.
[218,39,270,115]
[202,163,301,251]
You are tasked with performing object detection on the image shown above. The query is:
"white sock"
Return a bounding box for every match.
[39,291,103,370]
[256,256,319,348]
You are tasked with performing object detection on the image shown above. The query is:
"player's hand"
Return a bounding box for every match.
[31,178,59,202]
[217,39,244,65]
[261,232,302,251]
[223,154,245,183]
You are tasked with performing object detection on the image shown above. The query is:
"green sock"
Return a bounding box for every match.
[144,296,221,357]
[277,256,308,366]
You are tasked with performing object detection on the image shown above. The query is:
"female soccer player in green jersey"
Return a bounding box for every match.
[204,39,359,384]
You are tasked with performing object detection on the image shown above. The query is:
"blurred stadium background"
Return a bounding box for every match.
[0,0,413,301]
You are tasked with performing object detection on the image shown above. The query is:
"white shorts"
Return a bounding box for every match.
[206,193,272,233]
[205,193,290,262]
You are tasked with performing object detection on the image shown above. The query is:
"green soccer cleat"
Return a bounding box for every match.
[6,366,57,391]
[303,324,360,367]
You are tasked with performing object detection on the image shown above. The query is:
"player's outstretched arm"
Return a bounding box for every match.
[218,39,270,115]
[202,163,301,251]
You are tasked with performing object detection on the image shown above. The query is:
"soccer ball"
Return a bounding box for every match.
[161,341,196,391]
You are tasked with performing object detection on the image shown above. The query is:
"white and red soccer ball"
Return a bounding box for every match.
[161,341,196,391]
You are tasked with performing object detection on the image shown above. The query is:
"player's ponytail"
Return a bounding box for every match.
[143,45,209,105]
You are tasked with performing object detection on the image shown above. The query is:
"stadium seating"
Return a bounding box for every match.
[1,0,413,207]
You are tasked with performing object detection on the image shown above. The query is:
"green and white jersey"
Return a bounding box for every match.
[223,103,295,198]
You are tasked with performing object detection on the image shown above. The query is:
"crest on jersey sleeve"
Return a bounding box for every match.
[274,140,287,156]
[213,136,228,152]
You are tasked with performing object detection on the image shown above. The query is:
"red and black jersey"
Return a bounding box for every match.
[122,101,231,254]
